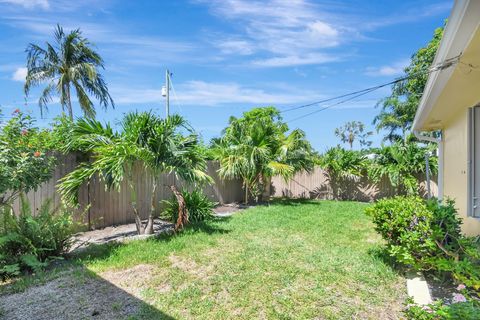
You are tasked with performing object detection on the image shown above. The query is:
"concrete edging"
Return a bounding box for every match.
[406,272,433,305]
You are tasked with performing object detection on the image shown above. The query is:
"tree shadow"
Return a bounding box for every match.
[367,246,406,276]
[0,265,175,319]
[268,197,322,206]
[73,217,232,260]
[1,217,237,320]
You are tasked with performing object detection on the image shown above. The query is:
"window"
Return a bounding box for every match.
[468,106,480,217]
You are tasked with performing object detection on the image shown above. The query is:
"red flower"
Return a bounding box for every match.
[12,109,20,115]
[34,151,41,157]
[21,129,28,136]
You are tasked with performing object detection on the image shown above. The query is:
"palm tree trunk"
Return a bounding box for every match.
[129,181,144,235]
[145,177,157,235]
[65,84,73,120]
[170,185,188,231]
[244,180,249,205]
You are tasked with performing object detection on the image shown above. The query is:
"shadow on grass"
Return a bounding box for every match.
[1,218,234,320]
[367,246,405,275]
[73,217,232,261]
[267,197,322,206]
[0,265,175,319]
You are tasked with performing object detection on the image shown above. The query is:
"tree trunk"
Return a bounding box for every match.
[145,177,157,235]
[170,185,188,231]
[129,181,145,235]
[65,84,73,120]
[244,180,249,205]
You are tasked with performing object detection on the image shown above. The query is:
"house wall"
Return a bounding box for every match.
[443,107,480,235]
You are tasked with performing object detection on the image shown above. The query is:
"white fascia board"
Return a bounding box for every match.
[412,0,472,130]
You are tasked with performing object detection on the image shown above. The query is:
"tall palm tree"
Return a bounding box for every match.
[25,24,114,119]
[59,112,211,234]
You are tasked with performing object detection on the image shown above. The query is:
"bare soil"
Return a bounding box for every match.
[0,268,148,320]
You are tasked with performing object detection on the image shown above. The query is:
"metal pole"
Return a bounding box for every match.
[425,152,431,199]
[165,69,170,118]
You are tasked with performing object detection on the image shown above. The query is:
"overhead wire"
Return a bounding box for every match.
[283,54,462,123]
[168,73,183,114]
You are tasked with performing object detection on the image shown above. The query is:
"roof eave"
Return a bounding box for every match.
[412,0,471,131]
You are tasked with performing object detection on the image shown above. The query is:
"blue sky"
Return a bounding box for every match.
[0,0,452,151]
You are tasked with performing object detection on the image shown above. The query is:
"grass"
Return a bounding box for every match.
[2,200,407,319]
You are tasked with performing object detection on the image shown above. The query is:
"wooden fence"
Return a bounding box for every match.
[11,155,438,230]
[11,154,244,229]
[270,167,438,201]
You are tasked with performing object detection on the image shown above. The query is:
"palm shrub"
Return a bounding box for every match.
[163,189,216,223]
[59,112,212,234]
[318,146,368,199]
[211,107,315,203]
[368,141,437,195]
[0,196,76,279]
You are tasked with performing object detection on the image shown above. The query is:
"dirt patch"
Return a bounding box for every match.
[100,264,156,298]
[168,255,213,279]
[0,267,151,320]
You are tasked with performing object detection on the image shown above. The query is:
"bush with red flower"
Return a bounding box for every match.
[0,109,56,206]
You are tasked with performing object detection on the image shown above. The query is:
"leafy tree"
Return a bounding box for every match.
[211,107,315,203]
[368,141,438,195]
[334,121,373,149]
[374,26,444,142]
[25,24,114,119]
[59,112,211,234]
[0,109,56,208]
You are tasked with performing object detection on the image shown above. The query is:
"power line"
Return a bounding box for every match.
[283,55,461,123]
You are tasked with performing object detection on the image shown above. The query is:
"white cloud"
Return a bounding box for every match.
[252,53,338,68]
[200,0,346,67]
[0,0,49,9]
[111,80,324,107]
[215,39,254,55]
[365,59,409,77]
[12,67,27,81]
[3,16,200,66]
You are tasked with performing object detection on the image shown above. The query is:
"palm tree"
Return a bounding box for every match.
[59,112,211,234]
[373,96,416,143]
[334,121,373,149]
[368,141,438,195]
[211,107,315,203]
[25,24,114,119]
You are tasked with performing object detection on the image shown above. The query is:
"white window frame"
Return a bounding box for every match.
[468,106,480,218]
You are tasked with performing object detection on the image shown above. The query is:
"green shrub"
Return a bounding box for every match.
[0,110,56,206]
[0,196,76,279]
[366,196,480,292]
[365,196,436,267]
[163,189,216,224]
[405,298,480,320]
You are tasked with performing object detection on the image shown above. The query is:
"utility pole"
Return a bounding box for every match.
[165,69,170,118]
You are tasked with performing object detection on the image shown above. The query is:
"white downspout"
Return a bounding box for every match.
[414,130,444,201]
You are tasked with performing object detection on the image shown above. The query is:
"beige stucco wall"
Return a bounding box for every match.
[443,108,480,235]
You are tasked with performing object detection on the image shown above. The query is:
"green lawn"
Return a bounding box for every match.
[2,200,407,319]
